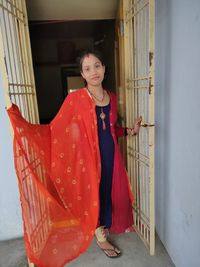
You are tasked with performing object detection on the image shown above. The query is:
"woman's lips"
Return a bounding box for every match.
[91,76,100,80]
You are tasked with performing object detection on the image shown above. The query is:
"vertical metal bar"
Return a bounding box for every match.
[10,0,23,109]
[136,0,141,231]
[0,24,11,108]
[21,0,39,123]
[140,5,144,234]
[124,0,130,179]
[16,0,32,120]
[129,0,134,190]
[9,0,18,97]
[19,0,33,121]
[2,2,14,94]
[149,0,155,255]
[145,3,149,236]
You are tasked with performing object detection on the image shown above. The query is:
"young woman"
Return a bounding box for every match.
[7,49,142,266]
[79,50,142,258]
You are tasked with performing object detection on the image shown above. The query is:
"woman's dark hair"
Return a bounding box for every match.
[78,49,105,73]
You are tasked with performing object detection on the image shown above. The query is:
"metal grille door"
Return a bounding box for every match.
[123,0,155,254]
[0,0,38,121]
[0,1,48,265]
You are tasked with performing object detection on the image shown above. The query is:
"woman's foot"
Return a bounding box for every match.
[95,226,121,258]
[96,240,121,258]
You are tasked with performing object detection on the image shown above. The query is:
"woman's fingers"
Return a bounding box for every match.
[135,116,142,125]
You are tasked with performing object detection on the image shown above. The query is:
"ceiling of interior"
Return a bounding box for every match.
[26,0,119,21]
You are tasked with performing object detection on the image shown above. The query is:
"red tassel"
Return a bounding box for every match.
[102,120,106,130]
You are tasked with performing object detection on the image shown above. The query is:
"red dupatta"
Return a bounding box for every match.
[7,88,134,267]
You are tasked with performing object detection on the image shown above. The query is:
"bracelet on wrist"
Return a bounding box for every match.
[126,127,136,136]
[131,128,136,136]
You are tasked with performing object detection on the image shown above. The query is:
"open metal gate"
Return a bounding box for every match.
[0,1,48,265]
[123,0,155,254]
[0,0,155,264]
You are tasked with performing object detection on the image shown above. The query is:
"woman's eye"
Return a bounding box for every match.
[95,64,100,68]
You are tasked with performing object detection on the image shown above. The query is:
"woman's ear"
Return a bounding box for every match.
[81,71,85,80]
[80,72,87,85]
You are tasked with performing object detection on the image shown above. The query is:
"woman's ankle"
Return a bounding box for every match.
[95,226,107,242]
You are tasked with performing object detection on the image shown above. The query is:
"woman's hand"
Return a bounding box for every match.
[126,116,142,136]
[133,116,142,134]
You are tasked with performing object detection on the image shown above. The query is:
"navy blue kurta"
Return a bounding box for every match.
[95,103,115,228]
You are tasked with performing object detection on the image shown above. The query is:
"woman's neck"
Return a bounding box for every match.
[87,84,104,96]
[86,84,109,106]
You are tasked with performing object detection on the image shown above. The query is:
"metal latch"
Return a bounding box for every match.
[141,123,155,127]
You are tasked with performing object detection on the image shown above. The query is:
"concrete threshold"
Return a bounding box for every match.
[0,232,175,267]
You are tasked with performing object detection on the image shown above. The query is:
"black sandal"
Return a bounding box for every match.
[96,240,121,258]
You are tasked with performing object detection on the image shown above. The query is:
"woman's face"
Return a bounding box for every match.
[81,54,105,87]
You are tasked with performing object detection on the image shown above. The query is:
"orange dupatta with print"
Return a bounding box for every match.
[7,88,134,267]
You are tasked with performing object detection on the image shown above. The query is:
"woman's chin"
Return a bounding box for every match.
[89,82,102,87]
[89,80,103,87]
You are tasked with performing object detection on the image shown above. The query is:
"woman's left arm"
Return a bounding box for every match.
[114,116,142,137]
[114,125,127,137]
[110,92,142,137]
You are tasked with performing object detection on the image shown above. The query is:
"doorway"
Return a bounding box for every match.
[0,1,155,265]
[29,20,116,123]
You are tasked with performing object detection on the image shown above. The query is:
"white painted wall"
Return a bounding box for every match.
[155,1,200,266]
[26,0,118,20]
[0,73,23,240]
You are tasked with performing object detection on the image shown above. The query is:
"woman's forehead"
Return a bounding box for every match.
[82,54,101,65]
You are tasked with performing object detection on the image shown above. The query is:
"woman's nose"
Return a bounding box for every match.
[91,67,97,74]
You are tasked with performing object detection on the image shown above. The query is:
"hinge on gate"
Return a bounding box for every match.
[149,77,153,95]
[120,19,124,36]
[149,51,154,67]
